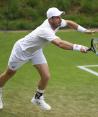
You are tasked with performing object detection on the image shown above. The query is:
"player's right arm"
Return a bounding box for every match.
[51,38,88,53]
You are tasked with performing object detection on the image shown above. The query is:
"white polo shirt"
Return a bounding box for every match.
[18,19,67,53]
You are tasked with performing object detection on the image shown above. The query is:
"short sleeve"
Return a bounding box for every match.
[60,19,67,27]
[38,29,58,42]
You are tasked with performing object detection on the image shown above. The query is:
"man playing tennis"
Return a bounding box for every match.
[0,7,95,110]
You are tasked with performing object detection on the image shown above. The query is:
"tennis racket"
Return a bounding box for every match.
[87,38,98,55]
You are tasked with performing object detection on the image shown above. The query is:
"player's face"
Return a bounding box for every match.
[51,16,62,29]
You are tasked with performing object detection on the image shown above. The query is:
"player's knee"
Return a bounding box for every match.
[44,73,51,81]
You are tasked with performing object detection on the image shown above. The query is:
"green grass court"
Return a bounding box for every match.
[0,30,98,117]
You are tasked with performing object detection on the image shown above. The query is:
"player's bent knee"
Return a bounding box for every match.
[44,73,51,81]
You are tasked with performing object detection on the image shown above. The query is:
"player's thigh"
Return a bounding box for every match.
[31,49,47,65]
[8,54,28,71]
[8,42,29,71]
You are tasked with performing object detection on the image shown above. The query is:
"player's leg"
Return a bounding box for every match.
[0,41,29,109]
[0,44,17,109]
[31,64,51,110]
[0,67,17,109]
[0,68,16,109]
[0,58,28,109]
[34,63,50,96]
[31,49,51,110]
[0,68,16,87]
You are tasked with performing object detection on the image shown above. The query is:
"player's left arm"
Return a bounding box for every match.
[65,20,96,34]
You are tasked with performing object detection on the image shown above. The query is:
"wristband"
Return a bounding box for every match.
[77,25,87,32]
[73,44,82,51]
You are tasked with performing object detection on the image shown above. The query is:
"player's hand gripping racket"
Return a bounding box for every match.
[87,38,98,55]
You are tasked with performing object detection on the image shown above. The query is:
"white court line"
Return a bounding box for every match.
[77,65,98,76]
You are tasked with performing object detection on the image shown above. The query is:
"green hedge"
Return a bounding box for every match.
[0,0,98,30]
[65,14,98,28]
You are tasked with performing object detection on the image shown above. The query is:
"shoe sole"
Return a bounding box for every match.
[31,99,51,110]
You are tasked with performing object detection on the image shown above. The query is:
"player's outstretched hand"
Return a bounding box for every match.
[80,46,89,53]
[73,44,89,53]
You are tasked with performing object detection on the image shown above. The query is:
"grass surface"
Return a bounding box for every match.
[0,30,98,117]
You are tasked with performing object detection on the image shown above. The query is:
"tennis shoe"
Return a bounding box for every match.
[31,96,51,110]
[0,89,3,109]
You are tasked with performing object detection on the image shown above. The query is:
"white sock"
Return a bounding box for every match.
[37,89,44,94]
[35,89,44,99]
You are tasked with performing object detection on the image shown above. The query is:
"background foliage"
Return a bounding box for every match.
[0,0,98,30]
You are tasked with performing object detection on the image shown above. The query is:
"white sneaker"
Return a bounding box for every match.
[31,96,51,110]
[0,88,3,109]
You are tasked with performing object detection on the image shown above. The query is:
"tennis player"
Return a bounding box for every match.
[0,7,95,110]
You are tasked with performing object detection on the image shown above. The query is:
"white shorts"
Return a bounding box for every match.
[8,41,47,70]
